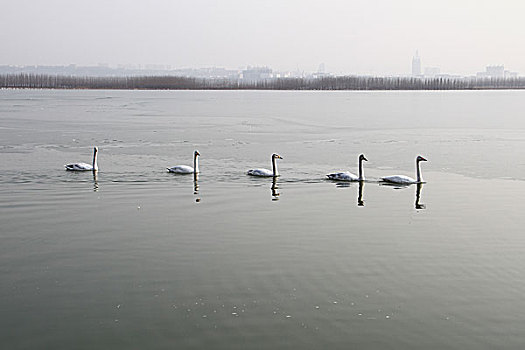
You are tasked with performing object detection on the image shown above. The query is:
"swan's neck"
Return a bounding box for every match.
[194,154,199,173]
[272,156,279,177]
[92,150,98,171]
[358,158,364,180]
[416,160,422,183]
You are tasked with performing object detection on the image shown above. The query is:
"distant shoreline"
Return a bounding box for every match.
[2,73,525,91]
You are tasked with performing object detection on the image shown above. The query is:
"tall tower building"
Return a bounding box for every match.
[412,50,421,76]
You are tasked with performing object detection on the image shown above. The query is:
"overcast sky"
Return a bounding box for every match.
[1,0,524,75]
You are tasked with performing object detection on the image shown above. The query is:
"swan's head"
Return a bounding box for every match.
[417,155,427,162]
[359,154,368,162]
[272,153,283,160]
[194,150,200,157]
[94,147,98,154]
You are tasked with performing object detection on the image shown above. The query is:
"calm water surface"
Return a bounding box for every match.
[1,90,525,349]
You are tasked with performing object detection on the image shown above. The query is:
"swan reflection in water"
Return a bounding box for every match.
[271,177,280,201]
[379,181,427,210]
[357,181,365,207]
[415,183,425,210]
[334,181,365,207]
[92,172,99,192]
[193,173,201,202]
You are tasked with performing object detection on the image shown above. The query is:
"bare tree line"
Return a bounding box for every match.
[2,73,525,90]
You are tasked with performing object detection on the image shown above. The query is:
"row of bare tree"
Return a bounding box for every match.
[2,73,525,90]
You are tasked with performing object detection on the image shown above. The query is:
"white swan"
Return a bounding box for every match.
[247,153,283,177]
[167,150,200,174]
[65,147,98,171]
[382,155,427,184]
[327,154,368,181]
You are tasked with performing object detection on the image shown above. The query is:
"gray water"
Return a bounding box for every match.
[1,89,525,349]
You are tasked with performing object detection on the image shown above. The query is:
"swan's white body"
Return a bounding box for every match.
[247,168,274,177]
[65,147,98,171]
[382,156,427,184]
[327,154,367,181]
[167,165,194,174]
[326,171,359,181]
[65,162,94,171]
[381,175,416,184]
[168,150,200,174]
[247,154,282,177]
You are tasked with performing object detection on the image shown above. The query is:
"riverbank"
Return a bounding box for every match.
[2,73,525,90]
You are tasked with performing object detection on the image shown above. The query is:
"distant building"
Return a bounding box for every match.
[241,66,272,83]
[476,65,518,78]
[424,67,440,77]
[412,51,421,76]
[144,64,168,70]
[312,63,331,78]
[486,65,504,78]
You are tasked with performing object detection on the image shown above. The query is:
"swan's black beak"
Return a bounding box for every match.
[363,156,368,162]
[420,157,427,162]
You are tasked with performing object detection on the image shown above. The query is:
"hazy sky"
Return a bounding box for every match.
[2,0,524,75]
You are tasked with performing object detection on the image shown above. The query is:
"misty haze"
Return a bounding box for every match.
[2,1,525,350]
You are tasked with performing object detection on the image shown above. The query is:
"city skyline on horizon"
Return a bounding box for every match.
[1,55,519,79]
[2,1,524,76]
